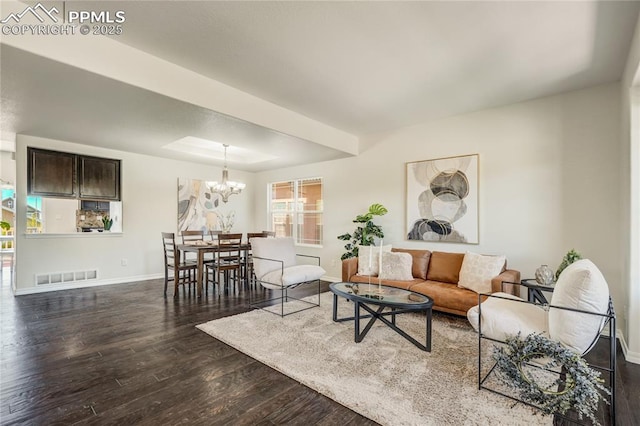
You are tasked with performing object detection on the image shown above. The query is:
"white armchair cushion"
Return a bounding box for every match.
[549,259,609,354]
[467,260,610,356]
[467,292,549,342]
[250,237,297,278]
[260,265,326,289]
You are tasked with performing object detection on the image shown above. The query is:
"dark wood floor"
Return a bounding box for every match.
[1,279,376,425]
[555,332,640,426]
[1,278,638,425]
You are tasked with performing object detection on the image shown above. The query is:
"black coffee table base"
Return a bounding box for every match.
[331,293,432,352]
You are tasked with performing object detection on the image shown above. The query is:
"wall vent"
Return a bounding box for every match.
[35,269,98,286]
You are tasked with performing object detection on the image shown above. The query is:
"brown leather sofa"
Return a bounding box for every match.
[341,248,520,316]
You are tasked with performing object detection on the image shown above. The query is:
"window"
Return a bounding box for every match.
[26,195,43,233]
[2,189,43,234]
[269,178,323,245]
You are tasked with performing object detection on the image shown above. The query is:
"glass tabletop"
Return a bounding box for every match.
[330,282,433,308]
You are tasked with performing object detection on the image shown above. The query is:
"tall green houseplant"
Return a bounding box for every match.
[337,203,388,260]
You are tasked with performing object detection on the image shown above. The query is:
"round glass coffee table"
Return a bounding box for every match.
[329,282,434,352]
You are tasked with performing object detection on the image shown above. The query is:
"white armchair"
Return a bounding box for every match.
[467,259,616,423]
[249,237,326,317]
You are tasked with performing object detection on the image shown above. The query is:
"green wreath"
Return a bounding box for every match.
[493,333,609,425]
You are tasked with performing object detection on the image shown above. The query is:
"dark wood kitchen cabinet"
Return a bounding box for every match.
[27,148,78,198]
[27,148,121,201]
[79,156,120,200]
[80,200,111,212]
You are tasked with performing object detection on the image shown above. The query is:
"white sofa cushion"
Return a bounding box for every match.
[467,292,549,342]
[548,259,609,354]
[378,252,413,281]
[458,252,506,294]
[250,237,297,278]
[357,244,392,276]
[260,264,326,289]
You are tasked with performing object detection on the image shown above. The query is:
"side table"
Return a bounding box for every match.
[520,279,555,304]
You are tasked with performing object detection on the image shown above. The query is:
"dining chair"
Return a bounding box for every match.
[201,230,223,295]
[182,229,220,294]
[244,232,268,286]
[262,231,276,237]
[181,229,204,241]
[161,232,197,297]
[181,230,204,247]
[206,233,243,296]
[180,230,204,260]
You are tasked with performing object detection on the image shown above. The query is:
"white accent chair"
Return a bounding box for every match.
[467,259,616,424]
[249,237,325,317]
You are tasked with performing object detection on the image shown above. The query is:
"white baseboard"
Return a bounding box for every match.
[624,351,640,364]
[14,273,164,295]
[618,331,640,364]
[16,273,336,295]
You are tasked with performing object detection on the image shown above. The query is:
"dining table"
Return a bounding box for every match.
[177,241,250,298]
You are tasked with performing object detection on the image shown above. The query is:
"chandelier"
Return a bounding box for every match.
[206,144,246,203]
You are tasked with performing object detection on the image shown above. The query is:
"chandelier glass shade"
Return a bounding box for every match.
[206,144,245,203]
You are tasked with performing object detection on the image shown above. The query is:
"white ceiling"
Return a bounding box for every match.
[2,1,639,169]
[0,44,351,172]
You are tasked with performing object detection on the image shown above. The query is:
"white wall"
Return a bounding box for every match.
[14,135,254,293]
[1,150,15,185]
[255,83,622,317]
[41,198,77,233]
[621,12,640,363]
[623,88,640,363]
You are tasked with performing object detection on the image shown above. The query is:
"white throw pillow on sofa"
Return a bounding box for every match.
[379,252,413,281]
[357,244,392,276]
[458,252,506,294]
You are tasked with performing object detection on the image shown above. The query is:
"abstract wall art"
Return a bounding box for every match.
[406,154,478,244]
[177,178,220,232]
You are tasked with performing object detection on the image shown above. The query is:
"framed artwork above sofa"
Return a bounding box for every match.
[406,154,479,244]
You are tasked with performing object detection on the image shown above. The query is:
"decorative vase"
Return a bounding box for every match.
[535,264,554,286]
[217,211,235,234]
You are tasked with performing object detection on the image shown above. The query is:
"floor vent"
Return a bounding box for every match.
[36,269,98,286]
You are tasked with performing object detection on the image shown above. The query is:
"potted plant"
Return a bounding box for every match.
[0,220,10,234]
[555,249,582,280]
[337,203,388,260]
[102,215,113,231]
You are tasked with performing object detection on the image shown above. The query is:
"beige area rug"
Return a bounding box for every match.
[197,292,551,425]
